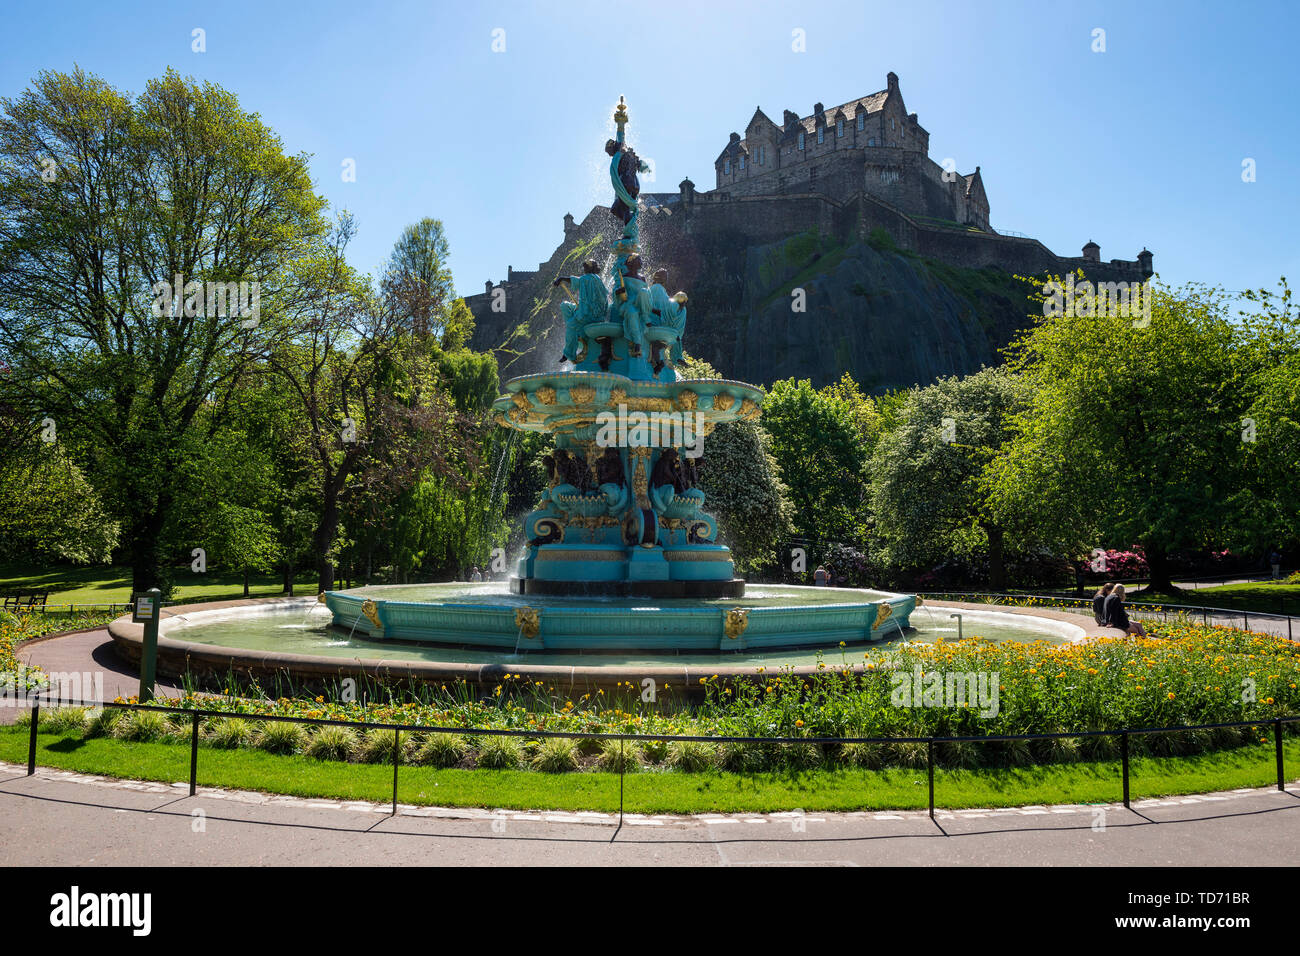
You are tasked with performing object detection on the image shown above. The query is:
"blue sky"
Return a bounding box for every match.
[3,0,1298,303]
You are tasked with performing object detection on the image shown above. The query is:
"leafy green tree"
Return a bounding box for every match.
[681,356,794,571]
[987,281,1255,593]
[869,366,1028,589]
[0,444,119,564]
[1238,280,1300,553]
[0,67,327,593]
[760,377,869,545]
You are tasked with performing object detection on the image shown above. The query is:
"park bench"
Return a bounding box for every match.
[1,591,50,611]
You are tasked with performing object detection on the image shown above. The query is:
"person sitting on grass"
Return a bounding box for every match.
[1092,581,1115,626]
[1103,583,1147,637]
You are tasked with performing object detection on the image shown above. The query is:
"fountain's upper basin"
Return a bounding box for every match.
[322,583,917,653]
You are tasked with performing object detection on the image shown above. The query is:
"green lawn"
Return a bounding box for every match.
[3,727,1295,813]
[0,563,319,607]
[1136,581,1300,616]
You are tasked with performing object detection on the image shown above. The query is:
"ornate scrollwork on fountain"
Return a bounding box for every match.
[569,385,595,405]
[712,392,734,412]
[361,600,382,630]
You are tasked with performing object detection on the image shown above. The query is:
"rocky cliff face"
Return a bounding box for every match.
[468,212,1039,392]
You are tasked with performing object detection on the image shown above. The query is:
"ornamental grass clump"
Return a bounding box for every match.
[113,710,172,743]
[206,717,254,750]
[419,733,468,768]
[307,725,357,761]
[359,729,409,764]
[255,721,308,755]
[42,707,88,736]
[595,738,641,773]
[475,735,522,769]
[531,736,580,773]
[665,739,714,773]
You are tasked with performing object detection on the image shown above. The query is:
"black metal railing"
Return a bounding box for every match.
[917,591,1296,642]
[18,696,1298,822]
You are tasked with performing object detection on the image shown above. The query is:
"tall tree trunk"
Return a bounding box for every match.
[128,506,169,596]
[282,563,291,595]
[242,569,250,598]
[314,489,340,592]
[984,523,1006,592]
[1146,547,1175,593]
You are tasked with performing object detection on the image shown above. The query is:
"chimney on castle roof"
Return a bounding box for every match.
[814,102,824,118]
[485,280,492,294]
[887,71,899,92]
[783,109,799,130]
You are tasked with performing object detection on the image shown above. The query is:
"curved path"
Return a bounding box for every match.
[0,761,1295,865]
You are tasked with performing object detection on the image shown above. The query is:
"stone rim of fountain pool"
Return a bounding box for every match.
[108,595,1102,695]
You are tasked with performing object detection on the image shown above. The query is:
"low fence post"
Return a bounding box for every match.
[927,739,935,819]
[27,701,39,775]
[189,712,200,796]
[619,737,625,825]
[391,729,401,816]
[1121,732,1131,808]
[1276,718,1285,792]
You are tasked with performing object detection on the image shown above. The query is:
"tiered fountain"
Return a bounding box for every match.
[319,98,916,653]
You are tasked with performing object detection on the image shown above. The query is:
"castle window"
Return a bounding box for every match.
[817,126,824,144]
[857,113,865,131]
[723,158,730,175]
[739,154,745,171]
[837,119,843,137]
[891,117,896,131]
[759,146,766,164]
[868,138,876,146]
[798,132,805,150]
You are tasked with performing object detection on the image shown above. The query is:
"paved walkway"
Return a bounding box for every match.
[0,762,1295,865]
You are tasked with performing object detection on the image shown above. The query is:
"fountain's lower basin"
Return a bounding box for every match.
[321,583,917,652]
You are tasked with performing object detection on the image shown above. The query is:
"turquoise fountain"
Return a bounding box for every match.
[321,98,915,652]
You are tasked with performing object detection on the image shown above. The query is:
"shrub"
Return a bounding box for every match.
[475,735,522,770]
[206,717,254,750]
[256,721,308,755]
[419,733,468,768]
[886,741,929,769]
[307,725,357,761]
[531,737,580,773]
[665,740,715,773]
[718,740,761,773]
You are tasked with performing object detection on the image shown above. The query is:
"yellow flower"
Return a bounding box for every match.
[1166,692,1175,700]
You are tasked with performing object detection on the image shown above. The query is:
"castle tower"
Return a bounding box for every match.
[1138,248,1153,278]
[563,212,576,236]
[1082,240,1100,262]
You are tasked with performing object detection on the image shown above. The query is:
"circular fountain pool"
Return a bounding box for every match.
[108,592,1089,696]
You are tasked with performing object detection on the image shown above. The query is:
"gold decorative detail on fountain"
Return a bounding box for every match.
[613,95,629,127]
[872,603,893,631]
[536,386,557,405]
[738,398,760,420]
[316,592,327,604]
[712,392,735,412]
[724,608,750,640]
[609,387,627,405]
[508,406,527,423]
[492,412,506,426]
[511,391,531,410]
[569,385,595,404]
[361,600,381,630]
[514,607,541,639]
[631,447,651,508]
[674,389,698,412]
[914,596,924,607]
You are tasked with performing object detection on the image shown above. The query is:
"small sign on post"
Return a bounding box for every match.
[134,587,162,703]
